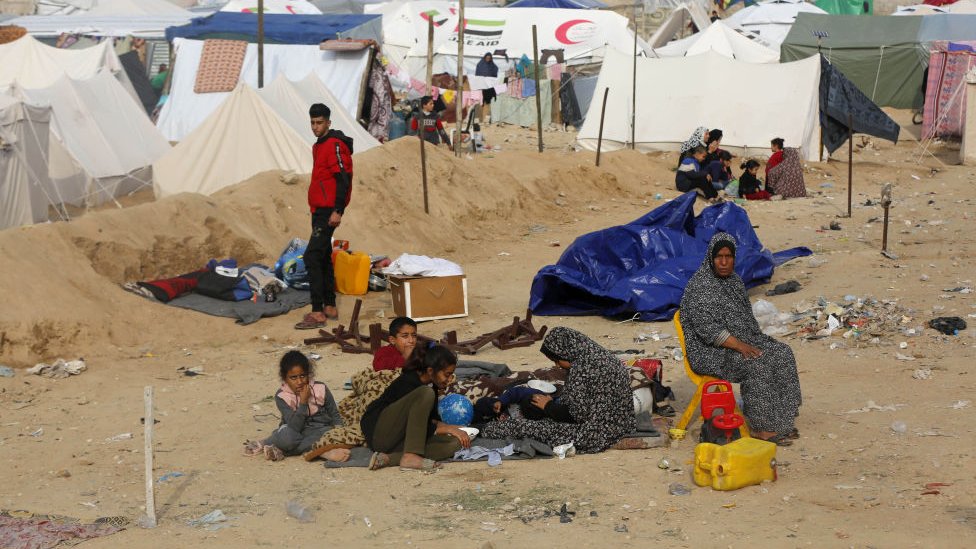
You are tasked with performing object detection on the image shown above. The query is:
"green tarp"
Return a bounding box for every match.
[815,0,872,15]
[781,14,927,109]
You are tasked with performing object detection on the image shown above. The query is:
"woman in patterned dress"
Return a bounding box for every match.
[679,232,802,446]
[480,327,636,453]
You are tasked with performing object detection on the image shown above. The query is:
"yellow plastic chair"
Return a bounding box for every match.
[671,310,749,440]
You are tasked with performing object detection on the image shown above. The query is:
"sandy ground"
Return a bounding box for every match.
[1,114,975,548]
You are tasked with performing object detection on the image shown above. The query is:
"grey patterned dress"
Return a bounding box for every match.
[480,327,636,453]
[679,233,802,434]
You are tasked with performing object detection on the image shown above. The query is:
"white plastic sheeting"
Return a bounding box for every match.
[723,0,826,54]
[0,94,53,230]
[0,35,124,89]
[576,49,821,161]
[220,0,322,14]
[156,38,371,142]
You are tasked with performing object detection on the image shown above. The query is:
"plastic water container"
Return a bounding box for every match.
[693,437,777,491]
[388,115,407,141]
[333,251,371,295]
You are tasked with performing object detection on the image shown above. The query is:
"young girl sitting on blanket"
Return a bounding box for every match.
[244,351,350,462]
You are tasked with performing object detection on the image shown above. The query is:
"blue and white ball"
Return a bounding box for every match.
[438,393,474,426]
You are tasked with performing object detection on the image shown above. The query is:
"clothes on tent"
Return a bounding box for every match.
[766,148,806,198]
[475,54,499,78]
[194,39,247,94]
[559,73,584,128]
[679,232,802,435]
[922,41,976,140]
[528,191,812,320]
[819,56,899,154]
[480,328,636,454]
[365,58,393,142]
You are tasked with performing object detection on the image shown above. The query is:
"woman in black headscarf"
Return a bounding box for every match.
[679,232,802,446]
[480,327,636,453]
[475,52,499,124]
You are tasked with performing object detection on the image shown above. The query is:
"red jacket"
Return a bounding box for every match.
[309,130,354,214]
[765,150,783,179]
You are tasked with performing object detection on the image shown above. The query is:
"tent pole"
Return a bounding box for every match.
[533,25,543,153]
[847,112,853,218]
[596,87,609,167]
[419,131,430,215]
[426,17,434,95]
[257,0,264,88]
[455,0,465,158]
[631,3,638,150]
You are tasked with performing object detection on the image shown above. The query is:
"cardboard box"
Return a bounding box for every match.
[389,275,468,322]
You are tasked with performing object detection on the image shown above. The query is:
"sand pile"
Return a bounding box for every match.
[0,138,670,365]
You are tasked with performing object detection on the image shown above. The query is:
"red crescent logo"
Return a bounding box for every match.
[555,19,594,45]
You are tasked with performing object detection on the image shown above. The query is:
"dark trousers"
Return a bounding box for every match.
[676,175,718,199]
[371,386,460,465]
[305,208,336,312]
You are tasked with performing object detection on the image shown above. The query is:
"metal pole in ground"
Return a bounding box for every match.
[847,112,853,218]
[532,25,543,153]
[596,88,609,167]
[455,0,465,157]
[143,386,157,528]
[426,17,434,95]
[881,183,892,253]
[419,130,429,215]
[630,3,638,150]
[257,0,264,88]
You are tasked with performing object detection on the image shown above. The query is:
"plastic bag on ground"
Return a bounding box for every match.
[752,299,791,336]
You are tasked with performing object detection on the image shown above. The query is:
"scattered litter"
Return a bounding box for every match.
[0,365,14,377]
[829,221,842,231]
[912,368,932,380]
[285,501,315,523]
[178,366,205,377]
[105,433,132,442]
[30,428,43,437]
[950,400,971,410]
[657,458,671,470]
[668,483,691,496]
[363,516,372,528]
[26,358,87,379]
[766,280,802,296]
[929,317,967,336]
[807,257,828,268]
[895,353,916,361]
[187,509,230,531]
[558,503,575,523]
[890,420,907,433]
[844,401,903,414]
[942,287,972,294]
[497,252,511,257]
[157,472,185,483]
[834,484,862,490]
[752,300,792,336]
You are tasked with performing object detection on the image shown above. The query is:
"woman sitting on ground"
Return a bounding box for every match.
[679,233,802,446]
[362,345,471,471]
[677,126,708,166]
[766,146,806,199]
[480,327,636,453]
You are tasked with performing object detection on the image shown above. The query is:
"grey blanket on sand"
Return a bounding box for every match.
[168,288,310,325]
[323,438,554,468]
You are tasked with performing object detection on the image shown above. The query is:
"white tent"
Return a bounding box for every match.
[17,71,171,206]
[0,94,54,230]
[577,48,820,161]
[646,1,712,50]
[156,37,372,142]
[153,84,310,198]
[724,0,826,54]
[220,0,322,13]
[83,0,193,15]
[368,0,651,87]
[0,35,128,90]
[6,13,197,38]
[654,20,779,63]
[256,73,380,150]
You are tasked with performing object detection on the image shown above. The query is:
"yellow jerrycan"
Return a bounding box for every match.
[333,251,371,295]
[693,437,777,491]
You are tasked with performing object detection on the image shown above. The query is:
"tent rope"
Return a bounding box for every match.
[871,45,885,102]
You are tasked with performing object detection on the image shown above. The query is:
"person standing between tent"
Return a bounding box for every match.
[151,64,168,94]
[475,53,499,124]
[411,96,452,148]
[296,103,354,330]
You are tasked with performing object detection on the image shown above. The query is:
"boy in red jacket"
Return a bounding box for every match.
[296,103,354,330]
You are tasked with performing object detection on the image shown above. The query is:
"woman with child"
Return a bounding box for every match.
[479,327,636,453]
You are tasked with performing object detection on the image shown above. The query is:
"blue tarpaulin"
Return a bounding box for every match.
[529,192,812,320]
[165,12,381,45]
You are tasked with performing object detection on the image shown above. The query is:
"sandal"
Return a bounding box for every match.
[400,458,439,473]
[653,403,676,418]
[324,306,339,320]
[786,428,800,440]
[243,440,265,457]
[755,433,793,447]
[263,445,285,461]
[368,452,390,471]
[294,313,326,330]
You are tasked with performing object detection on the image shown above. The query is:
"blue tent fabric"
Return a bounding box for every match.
[820,56,899,154]
[165,12,380,45]
[507,0,606,8]
[528,192,812,320]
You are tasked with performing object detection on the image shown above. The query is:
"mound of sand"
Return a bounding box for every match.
[0,138,670,365]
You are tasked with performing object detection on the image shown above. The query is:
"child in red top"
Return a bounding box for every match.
[373,317,418,371]
[765,137,784,179]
